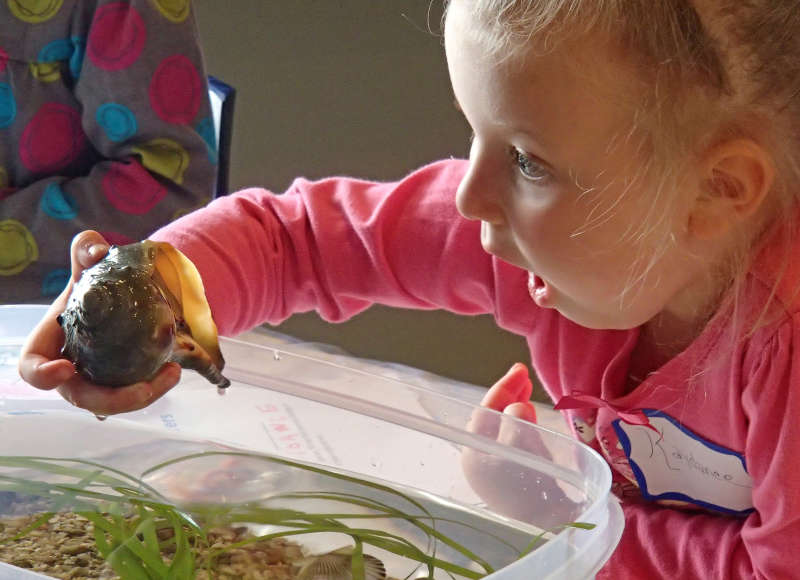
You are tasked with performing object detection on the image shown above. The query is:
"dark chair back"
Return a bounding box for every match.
[208,75,236,197]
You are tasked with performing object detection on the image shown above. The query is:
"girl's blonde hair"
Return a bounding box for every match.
[445,0,800,342]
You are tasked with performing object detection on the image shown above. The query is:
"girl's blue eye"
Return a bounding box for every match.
[512,147,549,182]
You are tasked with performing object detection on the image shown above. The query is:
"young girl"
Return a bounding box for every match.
[19,0,800,576]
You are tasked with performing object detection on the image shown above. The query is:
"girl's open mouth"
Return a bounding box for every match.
[528,272,554,308]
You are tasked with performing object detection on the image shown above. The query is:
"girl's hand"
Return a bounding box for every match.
[479,362,539,424]
[17,230,182,416]
[462,363,580,528]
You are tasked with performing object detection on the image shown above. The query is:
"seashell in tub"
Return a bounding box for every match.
[57,240,230,389]
[295,546,387,580]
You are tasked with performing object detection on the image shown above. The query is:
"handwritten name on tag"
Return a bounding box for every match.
[614,411,753,515]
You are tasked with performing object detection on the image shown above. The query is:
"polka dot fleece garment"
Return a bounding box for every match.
[0,0,217,303]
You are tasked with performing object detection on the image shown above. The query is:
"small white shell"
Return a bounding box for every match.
[295,547,387,580]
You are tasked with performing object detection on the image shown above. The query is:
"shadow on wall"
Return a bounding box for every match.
[192,0,547,401]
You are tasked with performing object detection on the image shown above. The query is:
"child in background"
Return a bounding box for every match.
[19,0,800,577]
[0,0,217,303]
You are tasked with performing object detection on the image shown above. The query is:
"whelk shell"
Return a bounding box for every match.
[58,240,230,389]
[295,546,387,580]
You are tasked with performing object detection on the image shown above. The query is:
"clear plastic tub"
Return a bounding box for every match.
[0,305,623,579]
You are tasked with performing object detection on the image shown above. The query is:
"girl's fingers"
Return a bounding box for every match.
[503,400,538,423]
[18,355,75,390]
[497,401,545,452]
[58,363,181,416]
[18,291,74,387]
[480,362,534,411]
[467,363,535,439]
[465,405,502,439]
[19,230,112,392]
[70,230,109,276]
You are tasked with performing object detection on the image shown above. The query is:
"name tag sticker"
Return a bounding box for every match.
[613,410,753,515]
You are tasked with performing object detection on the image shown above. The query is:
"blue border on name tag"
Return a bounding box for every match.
[613,409,754,516]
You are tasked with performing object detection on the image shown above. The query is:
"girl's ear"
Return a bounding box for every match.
[688,139,775,240]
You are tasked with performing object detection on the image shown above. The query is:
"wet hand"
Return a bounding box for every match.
[17,230,182,416]
[479,362,539,424]
[462,363,579,527]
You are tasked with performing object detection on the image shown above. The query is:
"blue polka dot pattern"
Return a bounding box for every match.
[34,37,85,81]
[69,37,86,79]
[40,182,78,219]
[196,116,218,164]
[0,83,16,128]
[41,268,70,297]
[37,38,73,62]
[0,2,216,303]
[96,102,137,142]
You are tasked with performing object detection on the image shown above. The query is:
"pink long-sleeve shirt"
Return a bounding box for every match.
[152,159,800,579]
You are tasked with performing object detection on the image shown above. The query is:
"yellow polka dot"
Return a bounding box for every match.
[149,0,190,22]
[7,0,63,23]
[132,138,190,184]
[29,61,62,82]
[0,219,38,276]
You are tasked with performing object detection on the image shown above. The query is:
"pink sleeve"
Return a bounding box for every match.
[150,160,535,336]
[599,320,800,579]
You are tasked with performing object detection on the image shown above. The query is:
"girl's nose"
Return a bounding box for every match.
[455,153,505,225]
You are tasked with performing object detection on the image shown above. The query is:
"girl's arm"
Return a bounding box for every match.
[21,160,535,415]
[151,159,536,337]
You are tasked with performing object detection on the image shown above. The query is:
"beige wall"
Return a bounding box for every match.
[194,1,544,398]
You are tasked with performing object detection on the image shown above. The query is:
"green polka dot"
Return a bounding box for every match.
[8,0,63,23]
[0,219,38,275]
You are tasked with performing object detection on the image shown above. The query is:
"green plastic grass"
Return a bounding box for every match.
[0,451,594,580]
